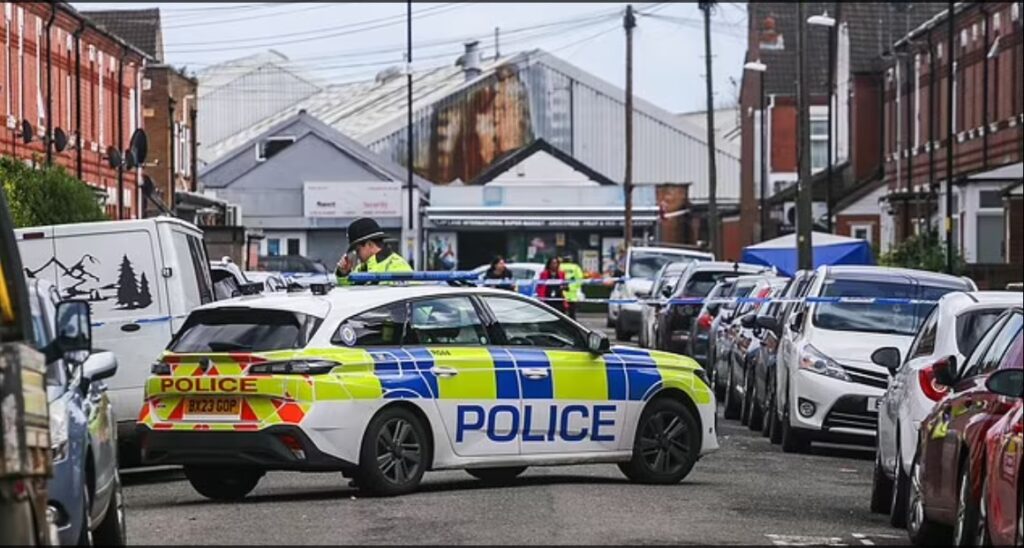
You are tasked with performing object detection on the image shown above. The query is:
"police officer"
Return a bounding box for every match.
[335,217,412,285]
[559,254,584,319]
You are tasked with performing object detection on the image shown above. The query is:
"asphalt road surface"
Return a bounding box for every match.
[120,314,910,546]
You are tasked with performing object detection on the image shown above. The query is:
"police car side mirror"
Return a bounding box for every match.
[587,331,610,354]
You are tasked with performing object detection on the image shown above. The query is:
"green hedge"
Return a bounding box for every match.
[0,156,106,228]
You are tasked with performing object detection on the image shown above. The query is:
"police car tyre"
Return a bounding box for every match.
[870,450,893,515]
[465,466,528,484]
[619,397,700,485]
[889,446,910,527]
[93,469,127,546]
[356,406,429,497]
[184,466,263,501]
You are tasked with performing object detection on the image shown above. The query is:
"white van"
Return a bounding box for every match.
[15,217,215,459]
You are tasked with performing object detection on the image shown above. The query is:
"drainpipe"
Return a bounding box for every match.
[188,102,197,193]
[44,2,55,166]
[765,93,776,229]
[928,30,936,234]
[73,18,84,179]
[168,96,176,211]
[980,4,989,169]
[117,46,126,219]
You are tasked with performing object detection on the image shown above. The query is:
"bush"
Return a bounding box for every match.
[0,156,106,228]
[879,232,965,275]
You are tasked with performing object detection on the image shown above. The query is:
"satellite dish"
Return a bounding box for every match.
[106,146,122,169]
[124,149,137,170]
[142,175,155,196]
[129,129,148,165]
[52,128,68,152]
[20,120,33,144]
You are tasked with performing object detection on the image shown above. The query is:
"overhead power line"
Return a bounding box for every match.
[162,2,339,30]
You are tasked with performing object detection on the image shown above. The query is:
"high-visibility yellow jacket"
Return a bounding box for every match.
[336,248,412,286]
[559,262,585,302]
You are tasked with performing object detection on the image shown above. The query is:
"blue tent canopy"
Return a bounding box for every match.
[741,232,874,277]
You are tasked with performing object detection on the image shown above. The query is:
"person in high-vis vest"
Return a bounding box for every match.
[335,217,412,285]
[559,254,584,319]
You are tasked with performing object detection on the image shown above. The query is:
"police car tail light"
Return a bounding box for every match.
[247,359,339,375]
[151,361,172,375]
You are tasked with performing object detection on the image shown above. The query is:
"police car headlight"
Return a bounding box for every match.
[49,399,69,462]
[247,359,339,375]
[798,344,851,382]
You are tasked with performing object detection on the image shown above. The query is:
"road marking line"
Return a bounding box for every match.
[766,534,846,546]
[852,533,875,545]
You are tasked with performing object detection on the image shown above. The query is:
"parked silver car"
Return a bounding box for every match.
[30,279,125,546]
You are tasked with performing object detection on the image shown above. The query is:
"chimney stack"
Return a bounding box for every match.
[457,40,482,81]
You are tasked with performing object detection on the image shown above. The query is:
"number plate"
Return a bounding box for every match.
[185,397,240,419]
[866,397,882,412]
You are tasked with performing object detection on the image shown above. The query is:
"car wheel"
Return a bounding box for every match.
[723,365,741,421]
[739,369,752,427]
[184,466,263,501]
[606,313,614,328]
[466,467,527,485]
[890,448,910,528]
[619,397,700,485]
[92,469,126,546]
[780,393,810,454]
[952,465,981,547]
[76,484,93,547]
[356,406,429,497]
[906,456,951,545]
[615,317,631,342]
[975,476,992,547]
[747,375,764,432]
[1016,489,1023,547]
[769,384,783,445]
[870,450,893,515]
[760,386,773,438]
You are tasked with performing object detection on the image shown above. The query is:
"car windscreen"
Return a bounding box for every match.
[169,308,321,353]
[812,279,960,336]
[629,251,695,279]
[956,309,1005,357]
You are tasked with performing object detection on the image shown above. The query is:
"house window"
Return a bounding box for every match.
[256,136,295,161]
[810,119,828,171]
[1013,3,1020,22]
[977,190,1005,263]
[850,223,874,246]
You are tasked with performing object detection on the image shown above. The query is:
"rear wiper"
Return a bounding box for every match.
[207,341,253,352]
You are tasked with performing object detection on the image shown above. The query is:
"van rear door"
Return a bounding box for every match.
[163,227,214,333]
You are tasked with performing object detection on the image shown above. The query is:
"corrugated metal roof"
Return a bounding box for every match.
[198,48,742,203]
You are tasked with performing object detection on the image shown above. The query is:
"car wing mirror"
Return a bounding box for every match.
[870,347,902,375]
[756,316,781,336]
[83,351,118,382]
[587,330,610,354]
[49,300,92,364]
[740,314,756,329]
[985,369,1024,398]
[932,356,958,388]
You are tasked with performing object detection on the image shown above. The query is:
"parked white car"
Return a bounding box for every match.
[16,217,215,464]
[773,266,976,454]
[869,290,1022,524]
[470,262,544,295]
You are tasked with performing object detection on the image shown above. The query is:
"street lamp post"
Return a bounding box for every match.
[744,60,767,241]
[808,11,836,233]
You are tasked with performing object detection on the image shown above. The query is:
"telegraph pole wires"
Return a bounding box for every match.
[623,4,636,252]
[699,1,720,257]
[796,2,813,270]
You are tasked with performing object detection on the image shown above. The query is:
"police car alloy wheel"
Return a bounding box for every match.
[356,406,429,497]
[618,398,699,484]
[465,466,527,484]
[184,466,264,501]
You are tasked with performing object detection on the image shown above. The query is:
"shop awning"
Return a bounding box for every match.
[426,206,658,228]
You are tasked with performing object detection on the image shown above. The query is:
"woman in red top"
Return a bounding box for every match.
[537,257,568,313]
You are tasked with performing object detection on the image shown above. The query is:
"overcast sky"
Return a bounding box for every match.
[72,2,748,113]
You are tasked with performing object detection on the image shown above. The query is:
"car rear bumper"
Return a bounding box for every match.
[618,305,642,332]
[137,425,356,472]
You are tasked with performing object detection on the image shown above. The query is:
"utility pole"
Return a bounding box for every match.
[406,1,415,266]
[796,2,813,270]
[825,13,835,232]
[945,0,955,274]
[699,1,719,257]
[623,5,635,251]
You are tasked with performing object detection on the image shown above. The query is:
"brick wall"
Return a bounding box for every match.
[0,2,147,219]
[142,64,196,216]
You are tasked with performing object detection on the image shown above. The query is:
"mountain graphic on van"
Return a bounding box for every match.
[24,254,152,310]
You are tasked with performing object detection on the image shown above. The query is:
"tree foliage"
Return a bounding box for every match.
[0,156,106,228]
[879,232,965,275]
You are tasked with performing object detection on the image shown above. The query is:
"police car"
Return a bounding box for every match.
[136,281,718,498]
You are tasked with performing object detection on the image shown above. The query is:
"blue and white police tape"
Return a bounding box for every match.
[346,271,628,286]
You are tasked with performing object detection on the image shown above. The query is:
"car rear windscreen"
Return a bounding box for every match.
[629,251,697,279]
[812,280,962,336]
[956,309,1005,357]
[682,271,742,298]
[169,308,321,353]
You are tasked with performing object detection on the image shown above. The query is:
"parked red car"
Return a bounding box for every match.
[979,369,1023,546]
[906,307,1022,546]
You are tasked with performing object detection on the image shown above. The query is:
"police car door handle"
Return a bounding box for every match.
[521,368,549,379]
[431,366,459,378]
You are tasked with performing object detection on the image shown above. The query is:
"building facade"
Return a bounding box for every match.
[0,2,149,219]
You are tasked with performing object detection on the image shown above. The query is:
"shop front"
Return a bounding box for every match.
[425,185,658,275]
